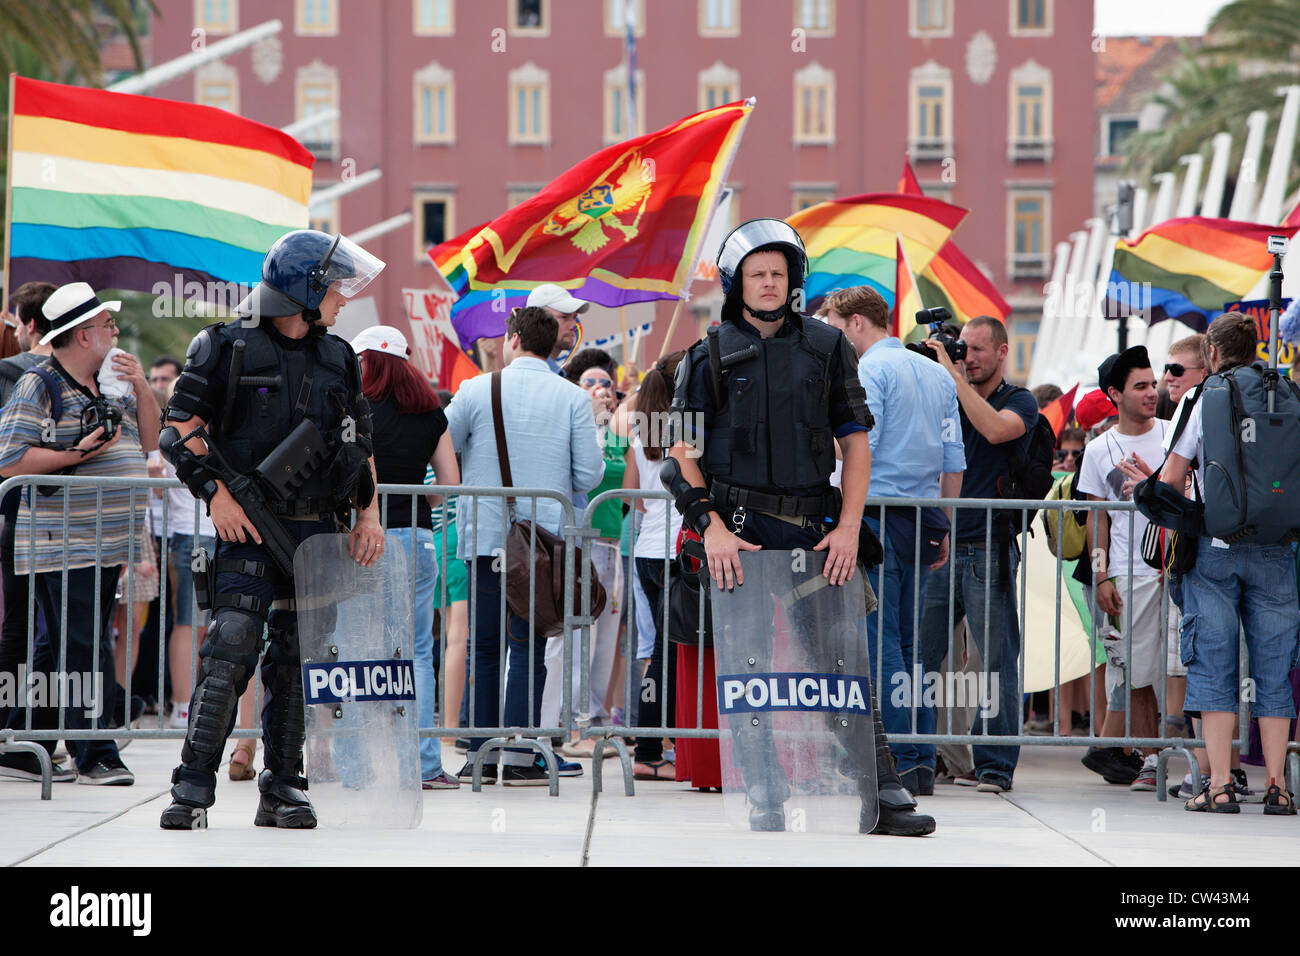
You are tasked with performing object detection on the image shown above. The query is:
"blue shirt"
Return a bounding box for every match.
[956,380,1038,541]
[857,338,965,499]
[445,357,605,558]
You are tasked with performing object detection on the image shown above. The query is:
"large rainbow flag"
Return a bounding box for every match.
[786,193,967,308]
[461,101,750,303]
[897,156,1010,323]
[5,76,313,301]
[1106,216,1300,331]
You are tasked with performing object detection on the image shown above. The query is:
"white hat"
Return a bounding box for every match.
[40,282,121,346]
[526,283,590,315]
[350,325,410,359]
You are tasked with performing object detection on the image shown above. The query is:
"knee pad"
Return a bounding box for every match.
[183,608,265,771]
[201,607,267,668]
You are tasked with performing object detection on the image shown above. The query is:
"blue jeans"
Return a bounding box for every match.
[389,527,445,779]
[919,540,1022,781]
[467,555,546,763]
[863,517,932,773]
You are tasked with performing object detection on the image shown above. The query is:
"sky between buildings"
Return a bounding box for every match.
[1094,0,1231,37]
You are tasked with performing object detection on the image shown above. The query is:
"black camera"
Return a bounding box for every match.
[81,398,123,444]
[905,307,967,363]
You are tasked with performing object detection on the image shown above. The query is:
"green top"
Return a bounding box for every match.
[591,427,629,539]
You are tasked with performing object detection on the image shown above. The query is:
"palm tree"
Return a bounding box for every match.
[1123,0,1300,215]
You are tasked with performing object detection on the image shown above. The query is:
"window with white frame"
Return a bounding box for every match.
[698,61,739,111]
[700,0,738,36]
[795,0,834,35]
[604,66,645,144]
[1009,60,1052,160]
[910,0,951,37]
[296,60,339,160]
[414,191,455,260]
[296,0,337,36]
[195,63,239,113]
[606,0,645,36]
[414,0,454,35]
[1008,189,1050,277]
[794,61,834,145]
[414,63,454,145]
[909,61,952,159]
[195,0,237,34]
[1102,115,1139,158]
[508,62,549,144]
[511,0,548,34]
[1011,0,1051,35]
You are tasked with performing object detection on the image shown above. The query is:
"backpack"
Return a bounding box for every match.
[0,363,65,516]
[1040,470,1087,560]
[1200,363,1300,544]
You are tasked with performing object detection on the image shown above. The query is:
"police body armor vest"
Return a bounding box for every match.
[1201,362,1300,545]
[212,323,357,509]
[703,318,837,491]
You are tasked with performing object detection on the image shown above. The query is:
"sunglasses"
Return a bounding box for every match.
[1056,448,1083,461]
[1164,362,1203,376]
[580,376,613,388]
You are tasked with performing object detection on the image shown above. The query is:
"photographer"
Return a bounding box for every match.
[0,282,159,786]
[916,315,1037,794]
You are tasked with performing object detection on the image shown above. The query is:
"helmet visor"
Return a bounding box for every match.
[318,234,386,299]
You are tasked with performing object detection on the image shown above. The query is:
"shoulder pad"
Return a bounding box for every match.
[800,316,844,356]
[184,324,223,374]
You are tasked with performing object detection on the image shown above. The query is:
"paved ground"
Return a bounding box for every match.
[3,741,1297,867]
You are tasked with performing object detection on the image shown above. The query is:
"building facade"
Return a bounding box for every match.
[146,0,1093,379]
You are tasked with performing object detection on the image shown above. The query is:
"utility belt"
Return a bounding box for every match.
[268,497,337,519]
[709,480,839,519]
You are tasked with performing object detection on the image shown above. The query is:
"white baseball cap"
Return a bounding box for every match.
[526,283,589,315]
[350,325,410,359]
[40,282,121,346]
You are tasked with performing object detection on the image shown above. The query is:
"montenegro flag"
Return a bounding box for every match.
[461,101,752,304]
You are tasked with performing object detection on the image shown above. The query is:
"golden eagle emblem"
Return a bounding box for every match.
[542,148,653,254]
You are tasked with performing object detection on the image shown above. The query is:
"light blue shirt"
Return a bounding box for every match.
[858,337,965,499]
[445,357,605,559]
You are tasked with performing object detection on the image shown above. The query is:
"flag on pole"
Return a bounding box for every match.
[896,155,1010,323]
[5,76,313,299]
[1042,383,1080,438]
[461,100,751,303]
[891,236,924,339]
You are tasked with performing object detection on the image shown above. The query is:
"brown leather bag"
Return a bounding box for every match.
[491,371,606,637]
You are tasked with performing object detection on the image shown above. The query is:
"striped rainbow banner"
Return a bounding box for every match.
[1106,216,1299,331]
[786,192,967,308]
[5,76,313,300]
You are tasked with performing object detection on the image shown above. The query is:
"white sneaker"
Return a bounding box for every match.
[166,704,190,730]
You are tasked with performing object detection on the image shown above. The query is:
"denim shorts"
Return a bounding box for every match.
[1181,538,1300,719]
[170,533,217,628]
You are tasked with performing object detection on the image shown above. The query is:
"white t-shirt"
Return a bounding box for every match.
[1077,419,1170,578]
[1165,392,1204,490]
[631,436,682,559]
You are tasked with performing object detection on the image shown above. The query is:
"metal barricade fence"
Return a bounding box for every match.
[575,488,1300,799]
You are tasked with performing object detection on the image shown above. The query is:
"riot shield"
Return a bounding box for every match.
[710,549,877,833]
[296,533,422,828]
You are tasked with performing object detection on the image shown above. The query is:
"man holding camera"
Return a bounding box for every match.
[916,315,1037,793]
[818,289,964,797]
[0,282,158,786]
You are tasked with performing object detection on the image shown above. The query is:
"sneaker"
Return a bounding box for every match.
[1230,768,1262,804]
[77,757,134,786]
[976,773,1012,793]
[166,703,189,731]
[953,771,980,787]
[455,761,497,785]
[422,771,461,790]
[0,751,77,783]
[501,762,551,787]
[1169,773,1210,800]
[1081,747,1139,785]
[1130,755,1158,792]
[554,756,584,778]
[1026,715,1052,736]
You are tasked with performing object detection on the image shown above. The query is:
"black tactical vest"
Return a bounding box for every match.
[702,317,838,491]
[212,323,358,506]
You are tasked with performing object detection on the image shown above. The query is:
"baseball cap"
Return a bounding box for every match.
[526,284,590,315]
[1097,345,1151,395]
[40,282,121,346]
[1074,388,1118,431]
[351,325,410,360]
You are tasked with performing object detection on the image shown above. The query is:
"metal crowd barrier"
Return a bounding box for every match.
[2,476,1298,803]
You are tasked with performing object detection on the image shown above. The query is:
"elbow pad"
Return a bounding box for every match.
[159,425,220,503]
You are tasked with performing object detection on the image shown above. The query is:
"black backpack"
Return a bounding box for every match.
[991,384,1057,504]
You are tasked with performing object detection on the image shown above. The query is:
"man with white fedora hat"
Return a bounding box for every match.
[0,281,159,786]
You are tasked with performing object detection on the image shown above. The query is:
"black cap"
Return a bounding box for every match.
[1098,345,1151,395]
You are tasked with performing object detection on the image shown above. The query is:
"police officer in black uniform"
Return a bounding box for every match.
[662,219,935,836]
[157,230,388,829]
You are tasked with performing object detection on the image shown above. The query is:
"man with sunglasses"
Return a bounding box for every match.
[0,282,158,787]
[1163,335,1207,408]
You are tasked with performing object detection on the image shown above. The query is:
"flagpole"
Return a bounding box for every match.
[656,299,686,361]
[619,305,629,366]
[3,73,15,313]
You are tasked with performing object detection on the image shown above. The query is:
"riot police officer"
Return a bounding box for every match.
[157,230,388,829]
[662,218,936,836]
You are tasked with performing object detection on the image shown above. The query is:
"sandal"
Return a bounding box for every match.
[1264,782,1297,816]
[1184,783,1239,813]
[633,759,674,781]
[228,741,257,782]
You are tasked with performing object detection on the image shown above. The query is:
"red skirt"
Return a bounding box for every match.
[674,643,721,789]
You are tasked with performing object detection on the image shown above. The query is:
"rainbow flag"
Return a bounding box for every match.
[462,101,751,302]
[786,193,966,308]
[1042,383,1079,438]
[1106,216,1300,331]
[5,76,313,300]
[897,156,1010,323]
[891,236,924,339]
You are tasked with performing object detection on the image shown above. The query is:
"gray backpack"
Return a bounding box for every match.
[1201,362,1300,544]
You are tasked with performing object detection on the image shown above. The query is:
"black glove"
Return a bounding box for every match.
[857,521,884,569]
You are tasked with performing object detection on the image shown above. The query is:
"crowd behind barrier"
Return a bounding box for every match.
[3,474,1296,805]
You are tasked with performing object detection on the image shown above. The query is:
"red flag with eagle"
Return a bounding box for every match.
[460,101,752,303]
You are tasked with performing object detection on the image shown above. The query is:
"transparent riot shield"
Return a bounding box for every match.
[710,549,877,833]
[296,534,422,828]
